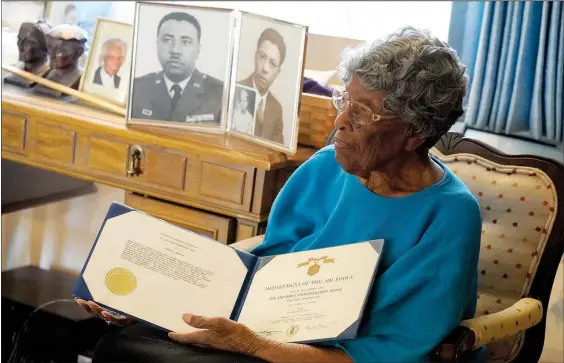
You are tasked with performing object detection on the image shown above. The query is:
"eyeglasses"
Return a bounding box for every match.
[332,88,395,127]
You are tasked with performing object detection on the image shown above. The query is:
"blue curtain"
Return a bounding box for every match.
[449,1,564,144]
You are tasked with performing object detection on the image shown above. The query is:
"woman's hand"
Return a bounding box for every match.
[168,314,268,356]
[75,298,135,326]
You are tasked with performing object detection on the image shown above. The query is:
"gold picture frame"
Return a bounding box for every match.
[79,17,133,107]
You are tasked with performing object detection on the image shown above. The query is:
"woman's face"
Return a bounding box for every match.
[333,77,414,178]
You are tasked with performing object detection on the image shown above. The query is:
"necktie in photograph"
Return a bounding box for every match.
[257,98,265,125]
[170,84,182,110]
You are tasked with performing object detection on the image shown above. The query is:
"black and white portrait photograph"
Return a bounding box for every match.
[230,84,257,135]
[127,2,233,131]
[230,12,307,153]
[80,18,132,106]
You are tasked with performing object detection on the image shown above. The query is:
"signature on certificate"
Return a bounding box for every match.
[305,323,329,331]
[257,330,282,337]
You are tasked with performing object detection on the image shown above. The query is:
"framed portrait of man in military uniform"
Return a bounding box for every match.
[227,12,307,154]
[127,2,234,133]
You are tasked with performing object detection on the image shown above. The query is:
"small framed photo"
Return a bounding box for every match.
[127,2,234,133]
[228,12,308,154]
[79,18,133,107]
[231,84,257,135]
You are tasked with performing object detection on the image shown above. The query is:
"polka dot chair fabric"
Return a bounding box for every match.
[430,149,557,362]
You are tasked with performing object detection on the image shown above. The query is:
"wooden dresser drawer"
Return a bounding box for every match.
[124,192,235,244]
[83,139,256,214]
[185,157,255,212]
[86,135,130,177]
[32,122,77,164]
[137,147,187,192]
[2,112,27,152]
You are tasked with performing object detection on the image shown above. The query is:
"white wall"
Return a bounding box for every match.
[107,1,452,41]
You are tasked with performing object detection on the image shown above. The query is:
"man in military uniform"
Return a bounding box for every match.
[130,12,224,125]
[238,28,286,145]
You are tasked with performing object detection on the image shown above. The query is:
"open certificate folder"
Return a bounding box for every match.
[74,202,384,344]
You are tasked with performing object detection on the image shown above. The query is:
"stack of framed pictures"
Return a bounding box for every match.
[3,1,308,154]
[126,2,308,154]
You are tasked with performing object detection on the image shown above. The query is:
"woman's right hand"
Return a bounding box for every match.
[75,298,135,326]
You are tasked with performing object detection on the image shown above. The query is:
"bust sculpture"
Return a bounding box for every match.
[34,24,88,97]
[4,21,51,88]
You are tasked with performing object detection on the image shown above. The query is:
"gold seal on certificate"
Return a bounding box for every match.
[286,324,299,337]
[105,267,137,296]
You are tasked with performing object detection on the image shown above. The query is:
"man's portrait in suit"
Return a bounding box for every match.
[130,8,226,125]
[238,28,286,145]
[92,38,127,89]
[79,18,132,106]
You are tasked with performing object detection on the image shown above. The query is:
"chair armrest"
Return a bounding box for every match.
[230,235,265,252]
[433,298,543,363]
[460,297,543,348]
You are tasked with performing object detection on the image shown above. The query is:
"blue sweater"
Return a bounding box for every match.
[251,145,482,363]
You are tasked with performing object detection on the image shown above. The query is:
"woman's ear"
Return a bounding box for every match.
[404,128,427,152]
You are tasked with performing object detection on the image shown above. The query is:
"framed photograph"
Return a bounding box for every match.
[79,18,133,107]
[127,2,235,133]
[228,11,308,154]
[231,84,257,135]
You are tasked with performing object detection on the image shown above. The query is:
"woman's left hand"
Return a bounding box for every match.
[168,314,268,356]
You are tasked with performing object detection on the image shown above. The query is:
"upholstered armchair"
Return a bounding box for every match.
[231,132,564,363]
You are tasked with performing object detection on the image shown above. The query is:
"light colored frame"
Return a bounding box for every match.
[230,83,258,135]
[79,17,133,107]
[126,1,236,134]
[226,10,308,155]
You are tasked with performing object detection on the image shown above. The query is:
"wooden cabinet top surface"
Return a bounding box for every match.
[2,85,316,170]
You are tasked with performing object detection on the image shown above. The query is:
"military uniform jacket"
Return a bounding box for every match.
[131,69,224,125]
[239,76,284,145]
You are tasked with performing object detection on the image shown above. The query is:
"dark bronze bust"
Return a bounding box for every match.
[34,24,88,97]
[4,21,51,88]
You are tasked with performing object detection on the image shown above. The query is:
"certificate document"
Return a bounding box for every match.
[74,202,384,343]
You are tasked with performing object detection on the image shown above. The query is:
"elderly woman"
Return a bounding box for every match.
[76,26,482,363]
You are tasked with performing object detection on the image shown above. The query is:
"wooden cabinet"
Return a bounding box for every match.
[33,122,77,164]
[1,85,315,244]
[124,192,234,244]
[86,136,130,177]
[2,111,27,153]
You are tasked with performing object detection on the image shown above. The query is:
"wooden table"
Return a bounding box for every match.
[1,85,316,244]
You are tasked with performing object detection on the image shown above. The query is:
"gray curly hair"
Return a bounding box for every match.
[337,26,467,148]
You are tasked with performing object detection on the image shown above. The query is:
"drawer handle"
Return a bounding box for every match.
[127,145,143,177]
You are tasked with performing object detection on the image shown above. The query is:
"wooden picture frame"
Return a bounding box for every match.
[79,18,133,107]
